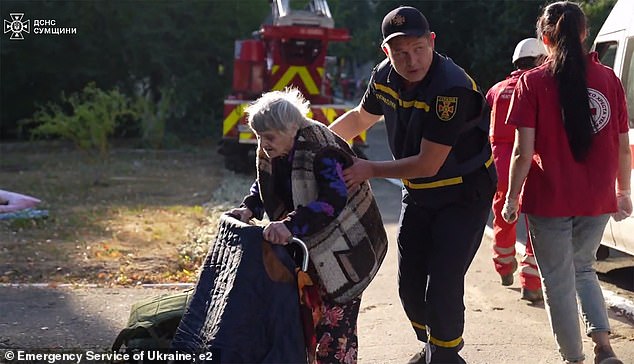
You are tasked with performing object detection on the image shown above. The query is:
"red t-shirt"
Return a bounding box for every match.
[507,52,629,216]
[486,69,526,144]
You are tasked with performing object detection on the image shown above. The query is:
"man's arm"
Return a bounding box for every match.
[341,87,482,186]
[341,138,451,186]
[329,105,382,141]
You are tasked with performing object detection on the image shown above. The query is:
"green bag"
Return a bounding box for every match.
[112,289,194,352]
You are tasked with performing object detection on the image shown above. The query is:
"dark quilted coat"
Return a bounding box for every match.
[171,214,306,363]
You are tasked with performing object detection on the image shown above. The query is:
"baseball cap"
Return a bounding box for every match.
[381,6,430,46]
[512,38,547,63]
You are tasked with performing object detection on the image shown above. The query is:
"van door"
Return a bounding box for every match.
[619,36,634,129]
[608,36,634,256]
[596,35,634,256]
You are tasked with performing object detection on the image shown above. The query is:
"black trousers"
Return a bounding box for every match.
[397,193,491,360]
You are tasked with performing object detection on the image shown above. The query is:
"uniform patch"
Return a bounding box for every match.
[587,88,610,134]
[436,96,458,121]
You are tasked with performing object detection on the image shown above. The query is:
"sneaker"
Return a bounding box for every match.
[409,342,467,364]
[408,343,434,364]
[521,287,544,303]
[407,350,427,364]
[500,259,518,286]
[594,346,623,364]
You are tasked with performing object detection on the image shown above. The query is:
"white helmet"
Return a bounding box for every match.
[512,38,547,63]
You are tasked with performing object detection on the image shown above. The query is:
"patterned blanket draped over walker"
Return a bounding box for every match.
[171,214,306,363]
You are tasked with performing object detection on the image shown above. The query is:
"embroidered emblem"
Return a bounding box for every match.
[587,88,610,134]
[436,96,458,121]
[391,14,406,26]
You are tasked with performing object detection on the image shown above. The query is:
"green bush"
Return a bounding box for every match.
[133,86,175,149]
[23,82,135,185]
[26,82,134,160]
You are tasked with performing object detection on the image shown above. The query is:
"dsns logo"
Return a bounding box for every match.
[4,13,30,40]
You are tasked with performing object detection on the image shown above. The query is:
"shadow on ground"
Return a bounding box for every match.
[0,285,183,350]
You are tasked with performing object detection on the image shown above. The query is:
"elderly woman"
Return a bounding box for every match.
[229,88,387,364]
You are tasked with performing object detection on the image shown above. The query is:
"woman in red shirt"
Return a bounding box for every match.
[502,2,631,364]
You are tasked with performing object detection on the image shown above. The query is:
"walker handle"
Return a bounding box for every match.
[289,237,309,272]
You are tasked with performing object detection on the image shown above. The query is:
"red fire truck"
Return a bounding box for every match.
[219,0,365,173]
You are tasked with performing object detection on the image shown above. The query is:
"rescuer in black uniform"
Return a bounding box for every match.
[329,6,496,364]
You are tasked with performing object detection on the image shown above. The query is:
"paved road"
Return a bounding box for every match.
[1,177,632,363]
[360,121,634,363]
[0,122,633,363]
[360,178,634,363]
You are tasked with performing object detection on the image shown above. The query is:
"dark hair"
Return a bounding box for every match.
[513,56,544,70]
[537,1,593,162]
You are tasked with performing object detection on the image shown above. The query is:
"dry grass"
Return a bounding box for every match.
[0,140,255,285]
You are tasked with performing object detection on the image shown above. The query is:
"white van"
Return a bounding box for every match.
[592,0,634,257]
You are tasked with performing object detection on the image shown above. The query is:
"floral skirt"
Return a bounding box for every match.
[315,294,361,364]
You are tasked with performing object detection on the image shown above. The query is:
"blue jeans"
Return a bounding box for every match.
[527,214,611,363]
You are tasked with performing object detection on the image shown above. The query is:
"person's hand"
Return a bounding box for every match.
[342,157,372,189]
[612,190,632,222]
[227,207,253,223]
[502,196,520,223]
[263,221,292,245]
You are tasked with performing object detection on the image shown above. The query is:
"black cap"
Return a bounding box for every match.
[381,6,430,46]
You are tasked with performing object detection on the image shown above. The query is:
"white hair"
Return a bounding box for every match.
[245,88,311,133]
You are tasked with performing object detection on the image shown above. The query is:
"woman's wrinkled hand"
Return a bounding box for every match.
[342,157,372,189]
[227,207,253,223]
[612,190,632,222]
[263,221,292,245]
[502,196,520,223]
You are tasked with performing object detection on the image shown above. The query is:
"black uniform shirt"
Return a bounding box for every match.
[362,53,484,162]
[360,52,496,206]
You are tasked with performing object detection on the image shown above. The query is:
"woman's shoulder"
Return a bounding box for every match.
[373,58,392,79]
[297,123,352,157]
[598,66,620,84]
[299,120,335,141]
[587,54,624,90]
[520,63,551,82]
[589,62,615,75]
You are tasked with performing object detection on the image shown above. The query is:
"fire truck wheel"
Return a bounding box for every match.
[223,143,255,174]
